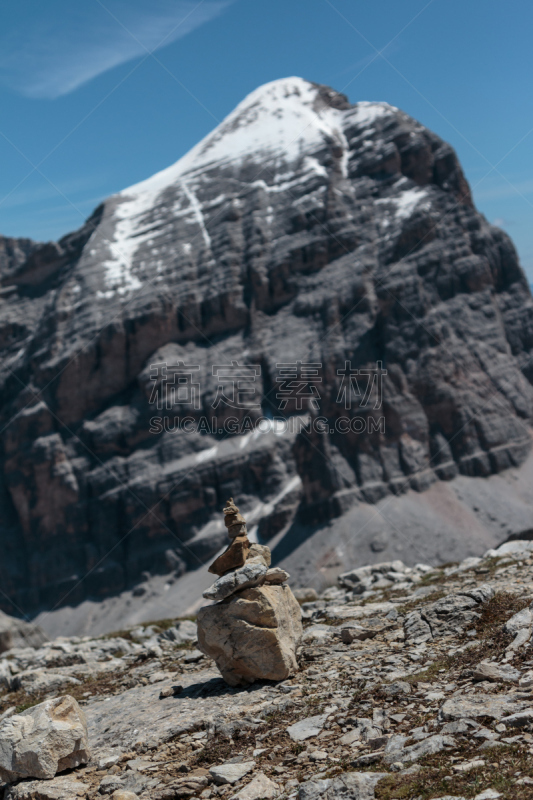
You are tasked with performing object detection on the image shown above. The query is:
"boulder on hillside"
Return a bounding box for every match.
[197,584,302,686]
[0,695,90,783]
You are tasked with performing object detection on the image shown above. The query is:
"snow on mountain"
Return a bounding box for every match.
[122,77,394,193]
[99,78,395,297]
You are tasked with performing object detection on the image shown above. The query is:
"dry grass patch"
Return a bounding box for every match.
[374,742,533,800]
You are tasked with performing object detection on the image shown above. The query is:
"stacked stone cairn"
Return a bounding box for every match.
[197,498,302,686]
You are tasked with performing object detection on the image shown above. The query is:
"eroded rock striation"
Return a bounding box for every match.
[0,77,532,613]
[197,499,302,686]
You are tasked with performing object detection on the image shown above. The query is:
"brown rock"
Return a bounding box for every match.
[197,584,302,686]
[208,535,250,576]
[341,626,378,643]
[228,522,247,539]
[112,792,140,800]
[223,498,248,539]
[293,588,319,604]
[264,567,290,584]
[225,512,246,529]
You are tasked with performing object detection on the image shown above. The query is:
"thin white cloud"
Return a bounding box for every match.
[491,217,515,228]
[0,0,232,99]
[0,175,107,209]
[474,177,533,201]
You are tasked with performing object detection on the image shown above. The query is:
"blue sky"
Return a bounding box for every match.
[1,0,532,279]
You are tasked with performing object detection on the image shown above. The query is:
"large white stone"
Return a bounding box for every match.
[0,695,90,782]
[197,584,302,686]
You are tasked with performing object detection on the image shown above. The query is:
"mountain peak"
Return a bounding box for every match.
[118,78,396,203]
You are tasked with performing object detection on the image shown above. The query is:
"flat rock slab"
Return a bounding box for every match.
[287,714,328,741]
[85,668,271,755]
[384,734,455,765]
[430,797,467,800]
[203,564,267,602]
[339,729,361,746]
[439,693,529,722]
[323,602,395,621]
[384,681,411,697]
[404,586,495,644]
[210,760,255,784]
[4,776,89,799]
[229,771,278,799]
[98,770,159,796]
[11,670,81,694]
[298,771,387,799]
[472,662,520,683]
[500,707,533,727]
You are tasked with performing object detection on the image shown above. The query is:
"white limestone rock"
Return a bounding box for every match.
[229,772,278,799]
[0,695,90,782]
[286,714,328,742]
[209,760,255,785]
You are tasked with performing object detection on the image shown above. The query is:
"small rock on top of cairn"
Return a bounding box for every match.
[223,497,247,538]
[208,498,250,576]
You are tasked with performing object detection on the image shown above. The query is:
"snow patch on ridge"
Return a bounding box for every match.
[375,186,430,223]
[98,182,165,298]
[346,100,396,127]
[181,180,212,250]
[393,187,430,219]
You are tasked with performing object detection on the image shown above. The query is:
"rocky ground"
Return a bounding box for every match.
[3,538,533,800]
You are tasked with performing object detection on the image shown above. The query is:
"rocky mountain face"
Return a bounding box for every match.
[0,77,532,617]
